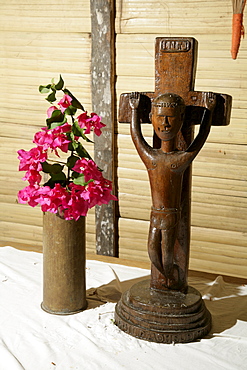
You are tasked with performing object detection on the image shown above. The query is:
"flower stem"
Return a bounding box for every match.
[67,150,74,183]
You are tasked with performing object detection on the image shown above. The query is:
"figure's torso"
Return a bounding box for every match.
[144,149,186,210]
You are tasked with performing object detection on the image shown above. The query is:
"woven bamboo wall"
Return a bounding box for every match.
[0,1,96,252]
[0,1,246,278]
[115,0,247,278]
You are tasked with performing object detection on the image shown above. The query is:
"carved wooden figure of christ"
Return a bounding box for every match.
[115,37,232,344]
[130,91,216,291]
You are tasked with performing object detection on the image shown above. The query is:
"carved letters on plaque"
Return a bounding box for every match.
[160,39,191,52]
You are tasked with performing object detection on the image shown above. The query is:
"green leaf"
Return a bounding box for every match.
[50,120,67,129]
[41,161,53,173]
[68,140,76,151]
[75,142,92,159]
[39,84,51,94]
[64,105,77,116]
[67,155,80,169]
[55,75,64,90]
[43,178,55,188]
[72,121,94,143]
[66,131,74,141]
[46,91,56,103]
[72,173,86,186]
[46,109,67,128]
[71,140,79,151]
[41,162,64,175]
[71,99,84,111]
[43,177,66,188]
[72,120,84,137]
[51,164,64,174]
[51,172,67,182]
[71,171,80,179]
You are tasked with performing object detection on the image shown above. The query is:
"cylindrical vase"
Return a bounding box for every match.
[41,212,87,315]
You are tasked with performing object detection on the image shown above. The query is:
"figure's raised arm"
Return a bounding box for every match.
[129,91,141,110]
[185,92,216,157]
[130,92,153,164]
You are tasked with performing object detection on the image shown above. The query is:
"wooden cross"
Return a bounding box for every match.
[119,37,231,129]
[118,37,232,291]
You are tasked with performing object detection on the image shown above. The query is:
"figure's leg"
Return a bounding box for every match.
[161,226,179,286]
[148,226,163,275]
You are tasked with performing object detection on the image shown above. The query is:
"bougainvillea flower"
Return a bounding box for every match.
[37,183,68,213]
[17,77,117,221]
[58,94,72,113]
[87,178,117,208]
[77,112,105,136]
[52,122,71,134]
[89,113,106,136]
[77,112,90,133]
[33,123,72,153]
[33,129,53,150]
[22,169,42,185]
[17,184,41,207]
[63,184,90,220]
[17,147,47,172]
[47,106,58,118]
[72,158,103,182]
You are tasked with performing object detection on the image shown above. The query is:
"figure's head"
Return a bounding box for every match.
[151,93,185,141]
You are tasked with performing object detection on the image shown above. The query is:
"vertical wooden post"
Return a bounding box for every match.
[90,0,118,256]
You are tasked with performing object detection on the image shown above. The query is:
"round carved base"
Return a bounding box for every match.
[115,279,211,344]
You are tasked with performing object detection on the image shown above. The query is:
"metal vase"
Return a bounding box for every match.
[41,211,87,315]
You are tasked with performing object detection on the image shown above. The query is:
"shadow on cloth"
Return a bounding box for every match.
[86,274,247,336]
[197,276,247,335]
[86,273,150,309]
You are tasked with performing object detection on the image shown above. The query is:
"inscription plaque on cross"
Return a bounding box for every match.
[115,37,232,344]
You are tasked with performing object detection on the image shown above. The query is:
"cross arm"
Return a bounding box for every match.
[118,91,232,127]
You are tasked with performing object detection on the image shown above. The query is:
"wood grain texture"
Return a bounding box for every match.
[90,0,118,256]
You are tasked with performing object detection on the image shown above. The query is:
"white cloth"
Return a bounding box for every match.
[0,246,246,370]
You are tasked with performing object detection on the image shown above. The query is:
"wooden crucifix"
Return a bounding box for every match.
[115,37,232,344]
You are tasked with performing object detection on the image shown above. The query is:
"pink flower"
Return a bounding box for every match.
[87,178,117,208]
[65,198,89,220]
[17,184,41,207]
[17,147,47,172]
[77,112,90,133]
[33,123,72,154]
[72,158,103,182]
[90,113,106,136]
[77,112,105,136]
[33,129,53,150]
[47,106,58,118]
[58,94,72,113]
[22,170,42,185]
[37,184,68,213]
[17,77,119,221]
[52,122,71,134]
[63,184,90,220]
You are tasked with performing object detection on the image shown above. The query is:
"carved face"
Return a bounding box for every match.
[152,107,184,141]
[151,94,185,141]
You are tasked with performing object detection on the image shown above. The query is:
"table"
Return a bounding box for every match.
[0,247,246,370]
